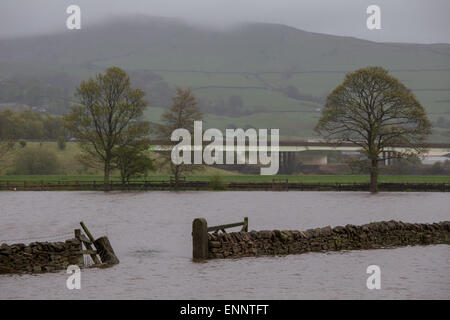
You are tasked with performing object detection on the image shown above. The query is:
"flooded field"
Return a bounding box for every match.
[0,191,449,299]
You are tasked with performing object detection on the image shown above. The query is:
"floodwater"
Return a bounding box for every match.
[0,191,449,300]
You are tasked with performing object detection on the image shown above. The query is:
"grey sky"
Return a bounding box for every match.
[0,0,449,43]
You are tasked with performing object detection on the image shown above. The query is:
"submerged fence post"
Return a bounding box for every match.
[74,229,81,240]
[74,229,84,267]
[94,236,120,265]
[192,218,208,260]
[242,217,248,232]
[79,222,101,265]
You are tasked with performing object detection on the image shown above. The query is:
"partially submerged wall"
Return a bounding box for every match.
[207,221,450,259]
[0,238,83,274]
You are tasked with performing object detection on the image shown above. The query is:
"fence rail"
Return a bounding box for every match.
[192,217,249,260]
[207,217,248,233]
[0,180,449,192]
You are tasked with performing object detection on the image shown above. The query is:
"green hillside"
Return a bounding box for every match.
[1,16,449,141]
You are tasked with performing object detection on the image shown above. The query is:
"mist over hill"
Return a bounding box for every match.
[1,16,449,141]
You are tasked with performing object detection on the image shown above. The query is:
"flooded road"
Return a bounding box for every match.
[0,191,449,299]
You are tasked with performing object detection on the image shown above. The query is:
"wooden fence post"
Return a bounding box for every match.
[192,218,208,260]
[94,236,120,265]
[243,217,248,232]
[79,222,101,265]
[80,222,95,243]
[74,229,84,267]
[80,221,119,265]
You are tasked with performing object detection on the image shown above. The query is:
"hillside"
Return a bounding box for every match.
[1,16,449,141]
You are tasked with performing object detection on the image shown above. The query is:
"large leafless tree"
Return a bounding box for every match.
[156,88,203,186]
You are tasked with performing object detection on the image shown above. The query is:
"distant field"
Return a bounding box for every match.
[1,174,449,184]
[1,19,450,142]
[0,141,93,176]
[2,141,450,184]
[145,105,321,140]
[142,69,450,142]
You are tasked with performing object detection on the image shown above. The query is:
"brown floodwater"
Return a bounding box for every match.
[0,191,449,299]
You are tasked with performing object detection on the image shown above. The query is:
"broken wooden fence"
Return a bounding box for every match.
[75,221,119,267]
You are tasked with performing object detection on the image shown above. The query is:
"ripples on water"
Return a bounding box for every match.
[0,191,449,299]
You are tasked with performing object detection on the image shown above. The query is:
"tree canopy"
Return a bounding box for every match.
[315,66,432,192]
[64,67,150,187]
[156,88,203,185]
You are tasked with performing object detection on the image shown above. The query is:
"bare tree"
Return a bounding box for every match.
[315,66,432,193]
[156,88,203,186]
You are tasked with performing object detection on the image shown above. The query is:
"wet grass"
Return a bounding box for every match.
[1,174,449,184]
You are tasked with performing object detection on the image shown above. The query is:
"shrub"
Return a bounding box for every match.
[429,162,444,175]
[13,147,61,174]
[210,175,226,190]
[57,136,66,150]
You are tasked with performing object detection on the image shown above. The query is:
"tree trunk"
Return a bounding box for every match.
[120,166,126,185]
[369,158,379,193]
[104,161,111,191]
[94,236,119,265]
[174,165,180,189]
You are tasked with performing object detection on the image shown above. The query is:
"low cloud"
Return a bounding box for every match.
[0,0,449,43]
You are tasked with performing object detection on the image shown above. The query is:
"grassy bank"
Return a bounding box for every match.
[1,174,450,184]
[2,142,449,186]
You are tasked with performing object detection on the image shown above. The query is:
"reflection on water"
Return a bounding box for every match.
[0,191,449,299]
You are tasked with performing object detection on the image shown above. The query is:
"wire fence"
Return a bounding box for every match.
[0,232,75,244]
[0,223,116,269]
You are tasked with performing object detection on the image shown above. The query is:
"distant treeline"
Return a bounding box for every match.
[0,109,65,140]
[0,70,327,119]
[0,74,75,114]
[0,71,166,115]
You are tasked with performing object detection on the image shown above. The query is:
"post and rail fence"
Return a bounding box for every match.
[77,221,120,266]
[0,179,449,192]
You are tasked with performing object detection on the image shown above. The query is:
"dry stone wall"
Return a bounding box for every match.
[207,220,450,259]
[0,238,83,274]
